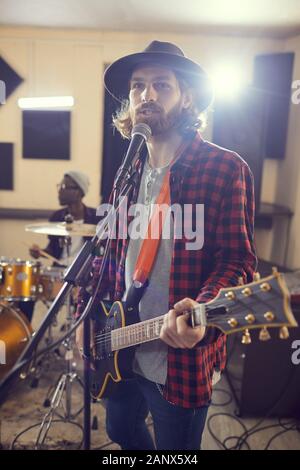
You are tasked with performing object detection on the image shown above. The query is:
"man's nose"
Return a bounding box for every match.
[141,84,157,102]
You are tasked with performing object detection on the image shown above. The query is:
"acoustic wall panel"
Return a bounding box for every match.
[0,55,24,103]
[0,143,13,190]
[22,110,71,160]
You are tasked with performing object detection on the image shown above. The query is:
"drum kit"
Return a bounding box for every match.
[0,220,96,448]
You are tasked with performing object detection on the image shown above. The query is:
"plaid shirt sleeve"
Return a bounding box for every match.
[196,160,257,344]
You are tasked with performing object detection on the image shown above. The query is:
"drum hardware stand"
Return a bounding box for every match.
[34,235,85,448]
[29,299,61,389]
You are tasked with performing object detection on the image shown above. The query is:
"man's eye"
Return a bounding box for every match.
[156,82,170,89]
[131,82,144,90]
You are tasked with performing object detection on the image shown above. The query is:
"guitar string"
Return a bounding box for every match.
[92,289,282,349]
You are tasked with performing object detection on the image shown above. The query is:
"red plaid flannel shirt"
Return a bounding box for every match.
[76,132,257,408]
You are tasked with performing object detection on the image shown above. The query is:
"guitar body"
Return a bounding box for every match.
[90,300,140,399]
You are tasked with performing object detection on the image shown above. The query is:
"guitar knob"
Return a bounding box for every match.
[279,326,289,340]
[259,327,271,341]
[241,329,252,344]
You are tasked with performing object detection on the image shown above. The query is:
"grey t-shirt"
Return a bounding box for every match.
[123,158,173,385]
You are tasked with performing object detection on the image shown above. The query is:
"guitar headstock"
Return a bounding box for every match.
[193,268,298,343]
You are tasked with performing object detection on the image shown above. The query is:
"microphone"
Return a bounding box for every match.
[114,123,152,188]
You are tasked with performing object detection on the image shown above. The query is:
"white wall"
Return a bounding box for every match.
[0,26,298,267]
[0,28,104,210]
[0,27,284,207]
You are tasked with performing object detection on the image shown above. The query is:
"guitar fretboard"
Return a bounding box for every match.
[111,314,166,350]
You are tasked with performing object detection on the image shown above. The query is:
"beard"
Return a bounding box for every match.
[131,100,184,136]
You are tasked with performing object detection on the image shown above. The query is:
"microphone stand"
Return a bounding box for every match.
[0,163,141,450]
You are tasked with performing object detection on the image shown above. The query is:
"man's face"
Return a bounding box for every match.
[58,175,81,206]
[129,65,189,136]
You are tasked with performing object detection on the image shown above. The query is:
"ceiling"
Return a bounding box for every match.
[0,0,300,38]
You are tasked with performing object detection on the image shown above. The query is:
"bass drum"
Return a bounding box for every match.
[0,302,33,381]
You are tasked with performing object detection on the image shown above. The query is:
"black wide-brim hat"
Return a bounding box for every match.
[104,40,214,112]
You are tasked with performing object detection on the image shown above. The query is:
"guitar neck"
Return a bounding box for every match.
[111,314,166,351]
[107,271,296,352]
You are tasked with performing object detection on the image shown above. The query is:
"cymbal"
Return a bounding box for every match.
[25,222,96,237]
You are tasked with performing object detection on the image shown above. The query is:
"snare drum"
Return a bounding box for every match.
[39,266,65,301]
[0,302,33,381]
[0,258,41,301]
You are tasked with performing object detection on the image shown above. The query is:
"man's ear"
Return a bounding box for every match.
[182,88,193,110]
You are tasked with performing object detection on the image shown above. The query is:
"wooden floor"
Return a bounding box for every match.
[1,301,300,451]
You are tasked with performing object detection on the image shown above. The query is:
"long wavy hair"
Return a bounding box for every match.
[112,73,207,139]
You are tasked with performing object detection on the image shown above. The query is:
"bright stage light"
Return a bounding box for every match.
[18,96,74,109]
[211,63,247,100]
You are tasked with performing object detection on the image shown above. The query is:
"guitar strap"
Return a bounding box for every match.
[132,167,171,286]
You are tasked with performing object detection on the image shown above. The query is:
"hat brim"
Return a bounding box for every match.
[104,51,214,112]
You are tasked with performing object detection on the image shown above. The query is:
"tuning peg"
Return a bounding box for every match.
[259,327,271,341]
[242,287,252,297]
[264,311,275,322]
[260,282,271,292]
[272,266,279,276]
[253,272,261,281]
[228,318,238,328]
[245,313,255,324]
[279,326,290,340]
[19,372,27,380]
[241,329,252,344]
[238,276,244,285]
[225,291,235,300]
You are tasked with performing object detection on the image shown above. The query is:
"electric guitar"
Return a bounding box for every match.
[90,269,298,399]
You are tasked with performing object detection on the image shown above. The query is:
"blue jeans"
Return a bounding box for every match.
[105,374,209,450]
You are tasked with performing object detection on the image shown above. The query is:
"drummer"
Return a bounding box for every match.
[19,170,98,322]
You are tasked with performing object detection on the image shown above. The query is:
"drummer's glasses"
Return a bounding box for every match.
[57,183,79,191]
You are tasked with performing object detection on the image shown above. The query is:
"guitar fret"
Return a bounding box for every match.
[111,316,165,351]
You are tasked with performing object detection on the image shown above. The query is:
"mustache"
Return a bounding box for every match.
[136,102,163,113]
